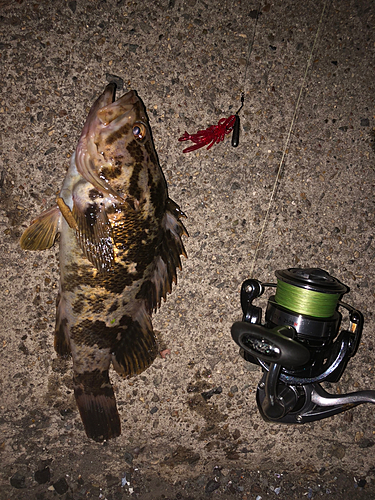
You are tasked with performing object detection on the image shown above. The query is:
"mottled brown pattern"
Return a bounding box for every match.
[64,201,164,295]
[126,138,145,162]
[89,188,103,200]
[150,177,168,219]
[105,123,131,146]
[145,139,158,167]
[108,300,119,313]
[101,164,122,180]
[74,369,112,395]
[113,314,158,376]
[72,294,106,314]
[128,161,145,200]
[84,203,99,231]
[21,85,187,442]
[72,296,86,314]
[70,319,119,349]
[54,316,70,356]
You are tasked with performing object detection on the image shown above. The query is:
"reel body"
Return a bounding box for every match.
[231,268,375,423]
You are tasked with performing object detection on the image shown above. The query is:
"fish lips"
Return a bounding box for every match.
[83,84,142,138]
[98,88,143,127]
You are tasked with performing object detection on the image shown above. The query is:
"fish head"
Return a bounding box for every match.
[76,84,165,208]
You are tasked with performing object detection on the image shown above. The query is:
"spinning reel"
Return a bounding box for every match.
[231,268,375,423]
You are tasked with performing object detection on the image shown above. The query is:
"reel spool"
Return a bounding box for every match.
[231,268,375,423]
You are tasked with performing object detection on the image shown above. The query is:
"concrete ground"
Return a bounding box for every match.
[1,0,374,498]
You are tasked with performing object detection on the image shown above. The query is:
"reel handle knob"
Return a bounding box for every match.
[231,322,310,369]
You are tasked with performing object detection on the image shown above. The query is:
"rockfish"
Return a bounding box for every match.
[20,83,187,441]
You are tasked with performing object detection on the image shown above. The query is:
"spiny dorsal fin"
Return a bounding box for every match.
[135,197,188,313]
[20,205,61,250]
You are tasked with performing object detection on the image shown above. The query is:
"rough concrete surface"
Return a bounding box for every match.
[1,0,374,498]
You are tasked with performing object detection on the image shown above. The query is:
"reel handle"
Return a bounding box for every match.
[231,322,310,369]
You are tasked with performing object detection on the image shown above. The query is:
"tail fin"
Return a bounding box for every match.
[73,370,121,442]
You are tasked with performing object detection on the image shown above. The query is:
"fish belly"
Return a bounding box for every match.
[56,212,159,441]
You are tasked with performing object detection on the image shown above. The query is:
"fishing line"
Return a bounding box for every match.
[232,1,262,147]
[249,0,329,278]
[178,1,262,152]
[241,3,262,92]
[274,279,340,318]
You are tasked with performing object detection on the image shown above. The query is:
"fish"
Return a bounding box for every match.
[20,83,187,442]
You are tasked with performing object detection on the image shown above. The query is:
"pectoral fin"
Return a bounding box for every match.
[20,205,61,250]
[72,197,115,273]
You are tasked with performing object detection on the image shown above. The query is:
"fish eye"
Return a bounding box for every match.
[133,123,147,140]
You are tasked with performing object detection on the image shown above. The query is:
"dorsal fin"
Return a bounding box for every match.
[135,197,188,313]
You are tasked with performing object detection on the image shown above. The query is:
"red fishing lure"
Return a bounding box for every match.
[178,114,236,153]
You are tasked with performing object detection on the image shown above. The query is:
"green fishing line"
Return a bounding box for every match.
[274,279,340,318]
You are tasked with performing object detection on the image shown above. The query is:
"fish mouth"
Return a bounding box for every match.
[75,83,139,202]
[91,82,117,117]
[97,87,140,129]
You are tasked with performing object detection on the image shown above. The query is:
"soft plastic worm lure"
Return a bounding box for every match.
[178,115,236,153]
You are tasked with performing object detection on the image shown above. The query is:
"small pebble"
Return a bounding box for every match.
[68,1,77,13]
[201,386,222,401]
[10,472,26,489]
[35,466,51,484]
[232,429,241,440]
[124,452,134,465]
[53,477,69,495]
[44,147,56,156]
[205,479,220,493]
[358,438,374,449]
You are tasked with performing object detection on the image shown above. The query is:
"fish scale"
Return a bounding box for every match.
[20,84,187,442]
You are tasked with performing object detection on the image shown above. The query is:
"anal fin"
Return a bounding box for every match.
[112,308,158,378]
[74,370,121,442]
